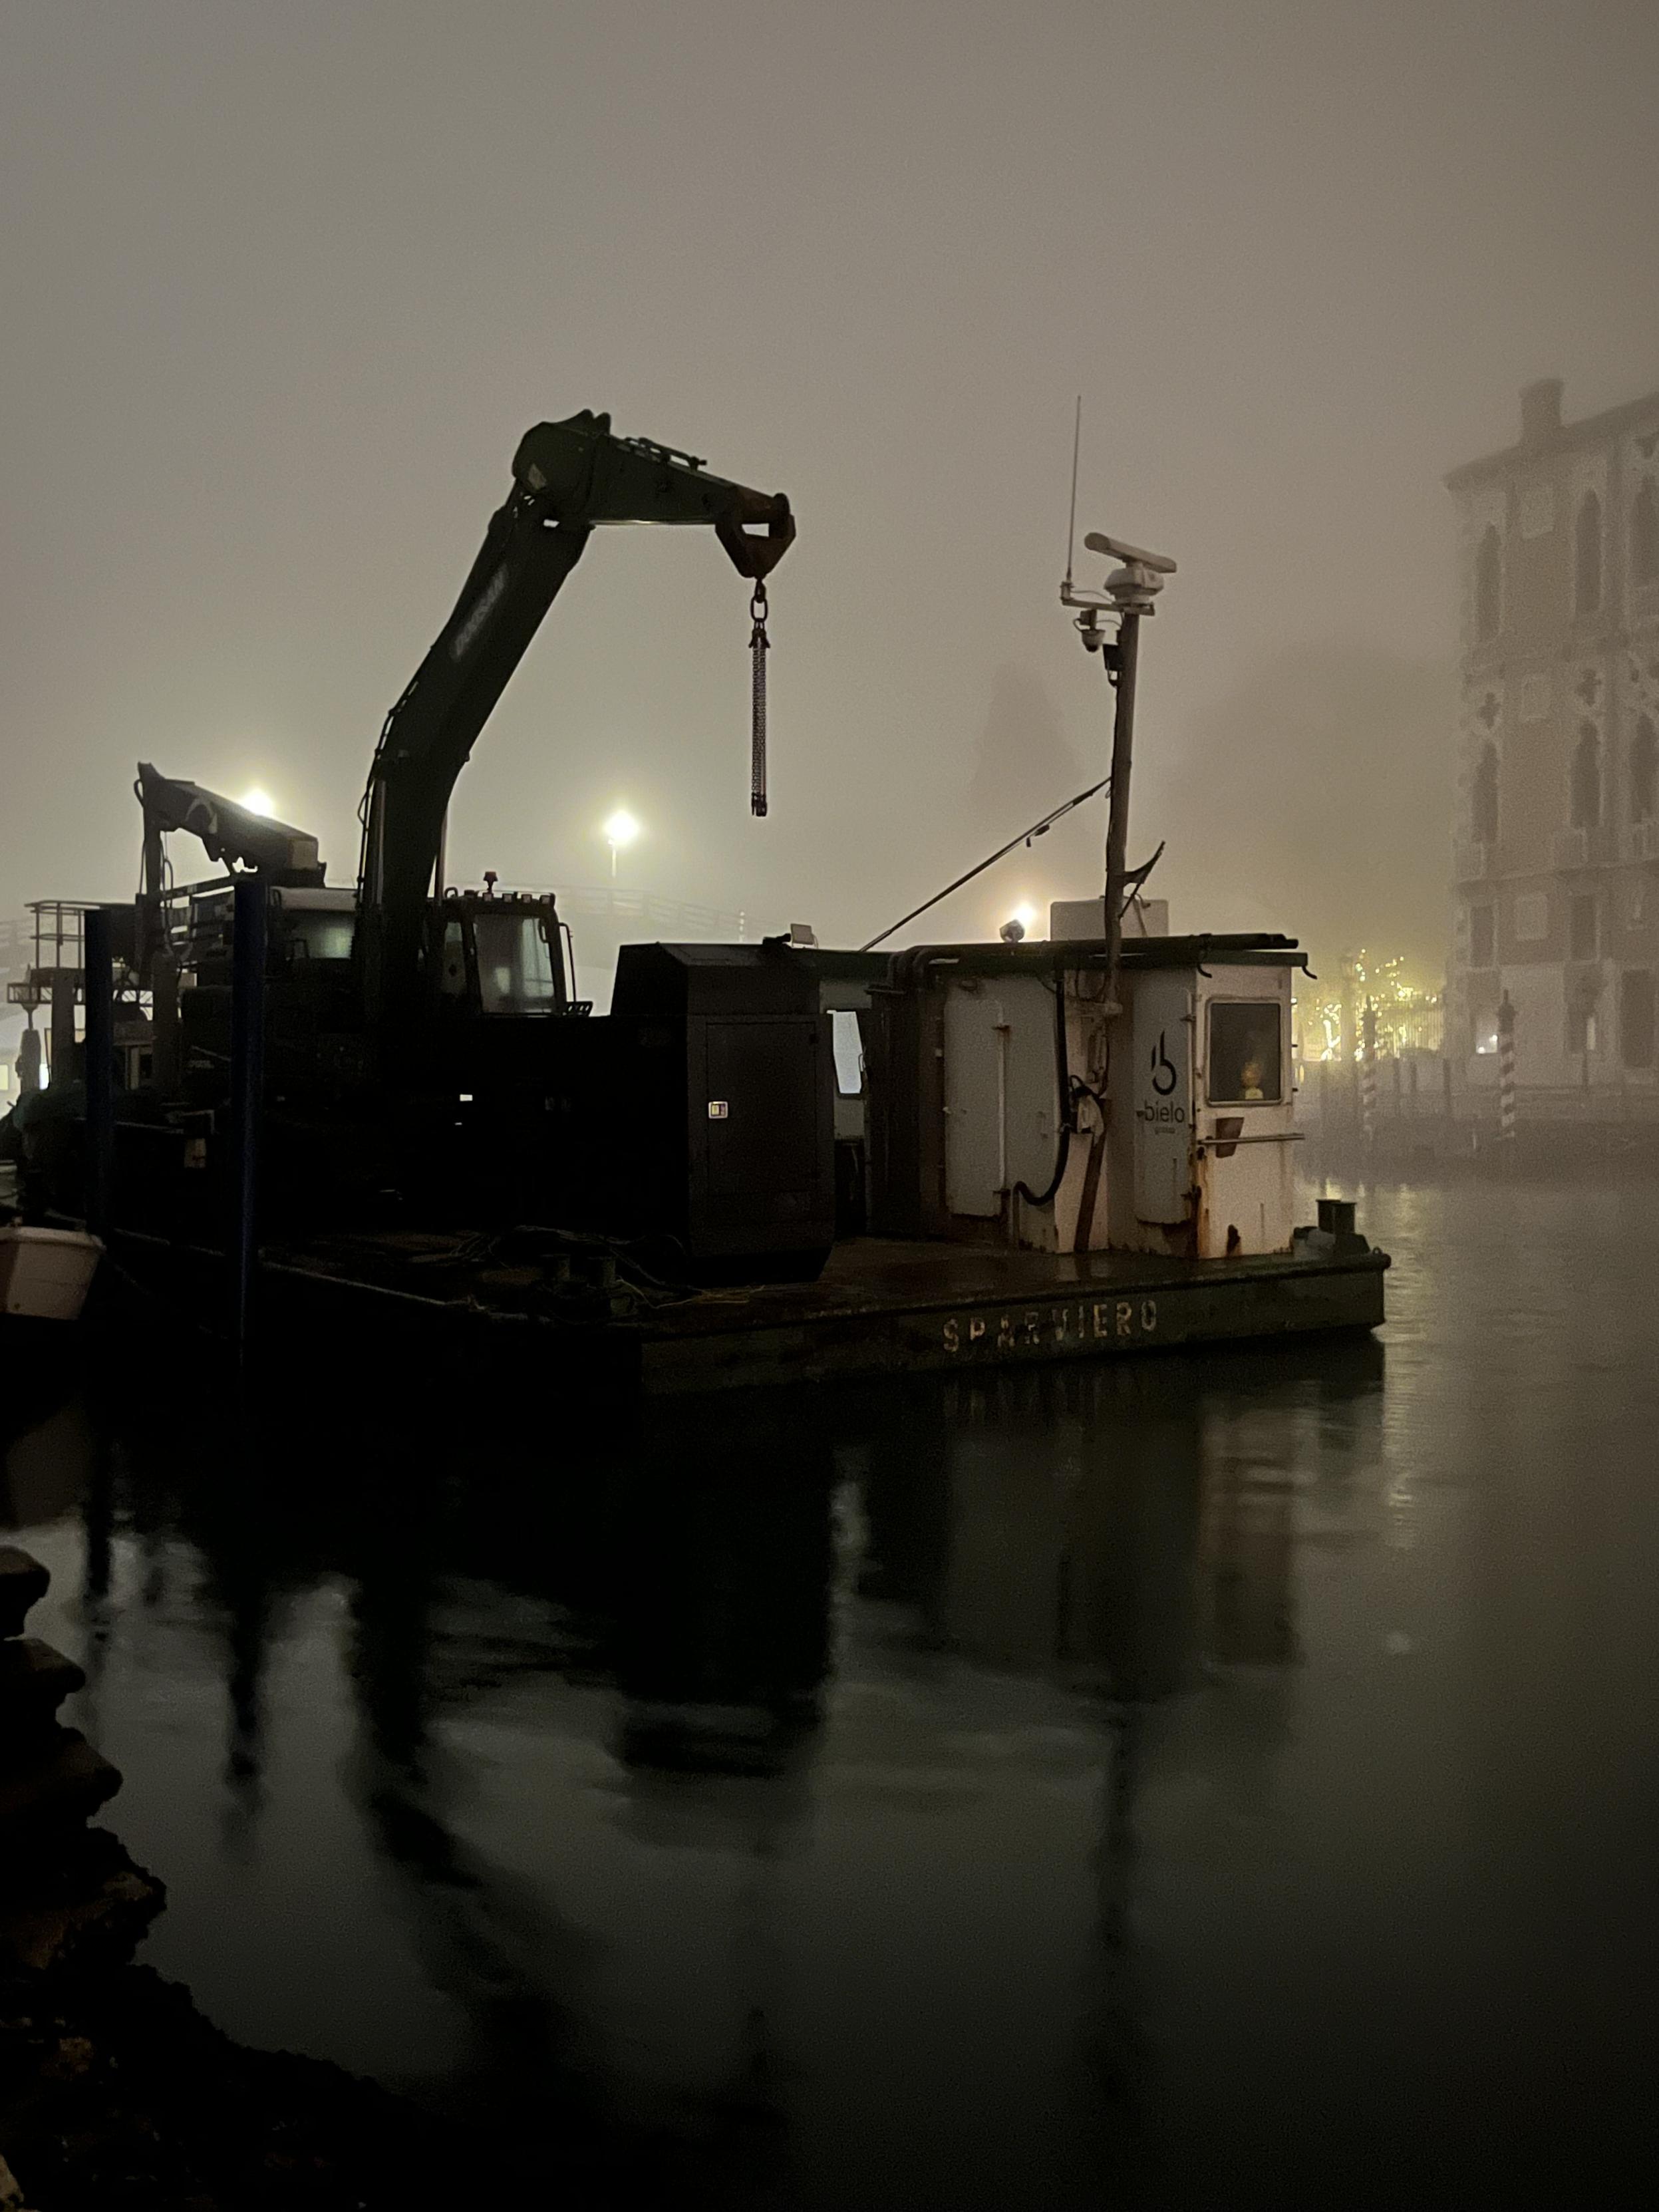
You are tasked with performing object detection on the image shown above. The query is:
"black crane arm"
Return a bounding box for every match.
[134,762,326,980]
[357,410,794,1025]
[136,764,324,882]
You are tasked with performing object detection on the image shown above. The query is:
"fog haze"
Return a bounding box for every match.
[4,0,1658,972]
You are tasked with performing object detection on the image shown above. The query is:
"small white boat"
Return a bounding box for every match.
[0,1225,103,1322]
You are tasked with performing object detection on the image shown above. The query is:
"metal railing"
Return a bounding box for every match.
[552,884,748,939]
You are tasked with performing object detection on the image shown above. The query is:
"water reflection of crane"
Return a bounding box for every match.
[340,1529,612,2175]
[75,1394,615,2175]
[602,1404,837,2208]
[853,1361,1203,2173]
[32,1337,1386,2205]
[94,1386,839,2200]
[855,1343,1382,2189]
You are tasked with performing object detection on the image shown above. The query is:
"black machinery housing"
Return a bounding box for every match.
[605,943,835,1281]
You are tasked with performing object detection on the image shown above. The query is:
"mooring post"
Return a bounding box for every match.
[1360,1001,1378,1154]
[228,876,268,1358]
[82,905,114,1242]
[1497,990,1516,1147]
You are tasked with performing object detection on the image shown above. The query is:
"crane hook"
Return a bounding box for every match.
[749,583,770,818]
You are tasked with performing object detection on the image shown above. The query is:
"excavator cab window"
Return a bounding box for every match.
[436,915,468,1000]
[473,909,561,1015]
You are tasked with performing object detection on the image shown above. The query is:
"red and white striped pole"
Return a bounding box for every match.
[1497,989,1516,1144]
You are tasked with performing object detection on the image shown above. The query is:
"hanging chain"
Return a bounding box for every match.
[749,582,770,818]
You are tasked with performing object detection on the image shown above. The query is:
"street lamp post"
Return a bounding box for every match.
[603,808,641,881]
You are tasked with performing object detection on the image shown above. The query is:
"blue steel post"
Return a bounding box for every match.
[229,877,268,1355]
[83,905,114,1241]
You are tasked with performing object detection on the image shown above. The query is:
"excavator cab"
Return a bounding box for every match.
[430,890,583,1019]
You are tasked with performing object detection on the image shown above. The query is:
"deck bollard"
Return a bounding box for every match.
[228,877,267,1357]
[1316,1196,1357,1239]
[82,906,114,1241]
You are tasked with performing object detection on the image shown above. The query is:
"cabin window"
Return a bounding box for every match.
[1571,724,1601,830]
[1471,744,1499,847]
[1474,524,1501,641]
[1207,1000,1282,1105]
[1575,490,1602,617]
[286,913,355,962]
[1631,716,1658,825]
[1631,479,1659,588]
[474,911,559,1014]
[830,1009,865,1096]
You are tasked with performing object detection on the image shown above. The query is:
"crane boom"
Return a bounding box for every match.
[357,409,794,1027]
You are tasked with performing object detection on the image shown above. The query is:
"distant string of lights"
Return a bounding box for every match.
[1296,951,1443,1064]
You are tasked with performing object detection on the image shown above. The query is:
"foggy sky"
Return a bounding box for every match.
[4,0,1658,979]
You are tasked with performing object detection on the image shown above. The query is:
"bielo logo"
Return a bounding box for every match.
[1149,1031,1178,1096]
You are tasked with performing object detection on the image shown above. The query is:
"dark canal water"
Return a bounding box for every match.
[5,1182,1657,2207]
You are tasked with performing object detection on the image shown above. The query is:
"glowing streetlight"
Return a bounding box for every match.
[239,786,276,818]
[1000,901,1041,943]
[603,808,641,879]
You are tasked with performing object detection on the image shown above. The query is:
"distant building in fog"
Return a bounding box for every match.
[1445,377,1659,1118]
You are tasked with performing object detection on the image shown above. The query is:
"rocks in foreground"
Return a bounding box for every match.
[0,1958,518,2211]
[0,1546,520,2208]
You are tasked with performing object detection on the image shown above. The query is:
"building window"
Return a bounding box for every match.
[1570,894,1599,962]
[1621,971,1656,1070]
[1632,715,1658,824]
[1469,904,1495,968]
[1471,742,1499,846]
[1571,723,1601,829]
[1475,524,1501,640]
[1632,479,1659,588]
[1519,673,1551,721]
[1514,891,1549,942]
[1566,1007,1598,1057]
[1575,490,1603,616]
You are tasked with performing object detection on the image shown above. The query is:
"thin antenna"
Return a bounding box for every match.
[1064,395,1082,589]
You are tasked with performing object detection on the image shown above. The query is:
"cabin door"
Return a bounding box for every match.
[1131,976,1193,1225]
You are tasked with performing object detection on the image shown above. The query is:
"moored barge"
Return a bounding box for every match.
[3,410,1387,1386]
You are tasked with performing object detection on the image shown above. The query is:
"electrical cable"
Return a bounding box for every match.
[1014,971,1075,1208]
[859,774,1110,953]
